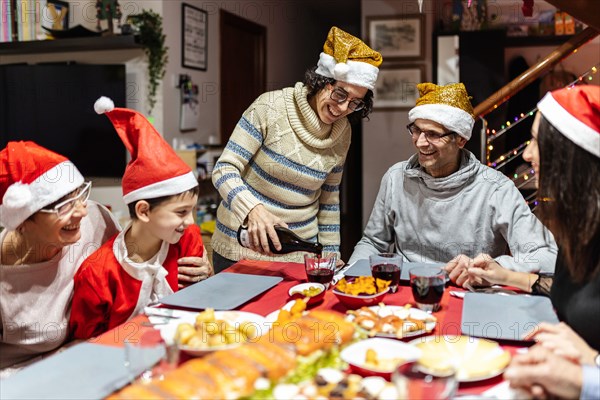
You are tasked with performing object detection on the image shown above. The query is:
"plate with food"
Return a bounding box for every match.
[288,282,326,304]
[154,308,267,356]
[409,335,511,382]
[340,338,421,380]
[265,298,308,324]
[347,304,437,339]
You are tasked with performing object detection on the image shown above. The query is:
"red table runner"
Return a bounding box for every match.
[96,259,526,396]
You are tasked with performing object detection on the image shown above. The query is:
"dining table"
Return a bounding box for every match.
[91,259,529,398]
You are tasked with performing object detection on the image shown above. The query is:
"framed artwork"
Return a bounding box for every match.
[366,14,425,61]
[373,64,425,111]
[182,3,207,70]
[42,0,70,31]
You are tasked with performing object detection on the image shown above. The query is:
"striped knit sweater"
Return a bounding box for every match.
[211,82,352,263]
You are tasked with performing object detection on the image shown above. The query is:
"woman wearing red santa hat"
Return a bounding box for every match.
[0,141,120,376]
[464,85,600,399]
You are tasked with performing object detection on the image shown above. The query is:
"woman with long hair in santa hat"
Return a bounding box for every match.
[0,142,121,376]
[464,85,600,399]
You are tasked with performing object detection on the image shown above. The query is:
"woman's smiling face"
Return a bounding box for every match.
[311,82,368,125]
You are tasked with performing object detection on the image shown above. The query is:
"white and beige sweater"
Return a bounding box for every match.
[211,82,352,263]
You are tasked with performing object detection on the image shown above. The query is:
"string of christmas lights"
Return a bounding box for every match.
[488,140,530,168]
[487,64,598,144]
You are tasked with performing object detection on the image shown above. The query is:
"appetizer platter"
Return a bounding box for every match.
[347,304,437,338]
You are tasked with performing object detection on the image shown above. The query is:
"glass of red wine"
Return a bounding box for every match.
[409,267,446,312]
[304,253,337,289]
[369,253,402,293]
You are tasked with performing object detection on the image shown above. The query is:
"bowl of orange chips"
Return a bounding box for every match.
[333,277,390,309]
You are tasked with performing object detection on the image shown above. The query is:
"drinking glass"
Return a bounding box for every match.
[409,267,446,312]
[393,362,457,400]
[369,253,402,293]
[304,253,337,289]
[124,330,179,383]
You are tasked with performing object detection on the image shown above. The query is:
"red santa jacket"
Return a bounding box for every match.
[69,224,203,339]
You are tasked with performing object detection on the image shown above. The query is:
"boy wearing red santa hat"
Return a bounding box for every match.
[69,98,211,339]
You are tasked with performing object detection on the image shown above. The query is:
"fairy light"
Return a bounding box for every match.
[487,63,599,148]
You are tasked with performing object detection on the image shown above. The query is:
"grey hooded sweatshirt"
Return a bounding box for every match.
[349,150,557,273]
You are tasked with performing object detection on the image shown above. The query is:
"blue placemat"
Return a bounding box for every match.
[159,272,283,310]
[344,259,444,281]
[0,342,162,399]
[462,292,559,341]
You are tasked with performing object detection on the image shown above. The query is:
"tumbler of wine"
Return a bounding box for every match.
[369,253,402,293]
[304,253,337,289]
[409,267,446,312]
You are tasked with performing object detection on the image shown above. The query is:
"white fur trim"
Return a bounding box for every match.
[122,171,198,205]
[3,183,32,209]
[94,96,115,114]
[316,53,379,90]
[538,92,600,158]
[408,103,475,140]
[0,161,84,230]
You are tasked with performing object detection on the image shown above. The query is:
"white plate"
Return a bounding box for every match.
[408,335,511,382]
[152,309,268,356]
[340,337,422,373]
[347,305,437,339]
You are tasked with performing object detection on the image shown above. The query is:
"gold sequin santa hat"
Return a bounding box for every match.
[316,26,382,90]
[408,83,475,140]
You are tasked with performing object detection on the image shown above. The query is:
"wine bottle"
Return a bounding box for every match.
[237,225,323,255]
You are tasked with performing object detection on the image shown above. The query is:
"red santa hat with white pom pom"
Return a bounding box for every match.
[315,26,382,90]
[537,85,600,158]
[0,141,84,230]
[94,97,198,205]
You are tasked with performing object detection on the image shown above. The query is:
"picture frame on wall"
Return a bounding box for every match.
[373,64,425,111]
[366,14,425,61]
[182,3,207,71]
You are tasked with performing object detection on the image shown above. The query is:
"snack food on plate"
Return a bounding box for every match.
[109,310,355,399]
[174,308,258,350]
[348,304,437,338]
[335,276,390,295]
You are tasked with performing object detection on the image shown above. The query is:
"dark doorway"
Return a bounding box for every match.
[219,10,266,143]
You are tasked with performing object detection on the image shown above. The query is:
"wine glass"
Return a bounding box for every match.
[392,362,457,400]
[124,330,178,383]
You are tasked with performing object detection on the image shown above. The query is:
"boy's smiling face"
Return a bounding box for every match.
[144,193,198,244]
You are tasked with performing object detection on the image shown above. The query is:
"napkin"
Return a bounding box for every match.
[0,342,162,399]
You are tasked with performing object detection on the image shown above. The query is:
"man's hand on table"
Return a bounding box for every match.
[504,344,584,399]
[464,254,508,287]
[444,254,470,286]
[177,246,214,288]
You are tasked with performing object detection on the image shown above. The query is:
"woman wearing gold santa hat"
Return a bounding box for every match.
[211,26,382,272]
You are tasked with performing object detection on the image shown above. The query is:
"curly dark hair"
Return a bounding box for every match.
[303,67,374,125]
[536,116,600,282]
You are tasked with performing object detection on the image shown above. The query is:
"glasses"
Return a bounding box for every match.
[39,181,92,219]
[329,86,365,112]
[407,123,455,143]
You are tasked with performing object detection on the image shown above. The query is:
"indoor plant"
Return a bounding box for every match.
[128,10,168,115]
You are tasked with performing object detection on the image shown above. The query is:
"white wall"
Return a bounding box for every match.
[361,0,434,225]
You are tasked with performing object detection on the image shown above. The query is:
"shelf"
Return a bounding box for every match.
[0,35,142,55]
[504,34,576,47]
